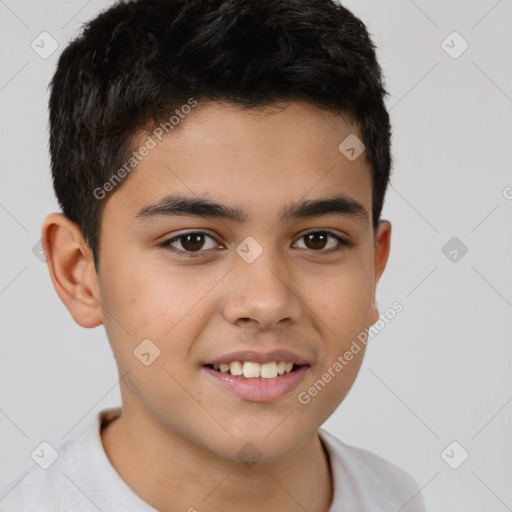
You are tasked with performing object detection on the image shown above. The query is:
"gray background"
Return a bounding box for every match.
[1,1,511,510]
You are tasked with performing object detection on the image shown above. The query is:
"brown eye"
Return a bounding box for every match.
[179,233,206,251]
[294,231,349,253]
[161,231,219,257]
[303,232,329,250]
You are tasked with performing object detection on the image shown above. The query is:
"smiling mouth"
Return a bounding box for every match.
[201,362,310,402]
[202,362,305,380]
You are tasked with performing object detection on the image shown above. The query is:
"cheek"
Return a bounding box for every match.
[306,265,373,406]
[100,259,186,324]
[98,261,223,360]
[313,261,374,330]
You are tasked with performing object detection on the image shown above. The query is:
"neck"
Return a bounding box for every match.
[101,409,333,512]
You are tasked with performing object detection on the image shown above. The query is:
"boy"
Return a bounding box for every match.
[0,0,425,510]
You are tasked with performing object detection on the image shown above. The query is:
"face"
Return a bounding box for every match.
[91,100,390,462]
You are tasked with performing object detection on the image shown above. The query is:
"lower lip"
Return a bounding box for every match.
[201,365,309,402]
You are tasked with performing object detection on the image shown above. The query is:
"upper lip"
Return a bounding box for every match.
[203,349,311,366]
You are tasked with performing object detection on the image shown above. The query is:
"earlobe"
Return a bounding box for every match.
[41,213,103,328]
[368,220,392,326]
[369,301,379,326]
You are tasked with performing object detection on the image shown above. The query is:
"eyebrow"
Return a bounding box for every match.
[135,193,369,225]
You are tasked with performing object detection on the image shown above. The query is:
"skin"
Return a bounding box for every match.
[42,100,391,512]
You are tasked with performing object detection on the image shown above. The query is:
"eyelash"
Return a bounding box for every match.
[160,230,352,258]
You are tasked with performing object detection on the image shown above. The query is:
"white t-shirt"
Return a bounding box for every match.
[0,407,425,511]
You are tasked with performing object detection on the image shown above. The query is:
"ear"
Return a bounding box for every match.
[368,220,392,325]
[41,213,103,328]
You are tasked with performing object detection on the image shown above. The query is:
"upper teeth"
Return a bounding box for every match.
[213,361,295,379]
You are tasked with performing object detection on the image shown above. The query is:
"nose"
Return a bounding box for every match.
[221,249,303,330]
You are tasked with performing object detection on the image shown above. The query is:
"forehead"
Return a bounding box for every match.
[104,100,373,227]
